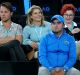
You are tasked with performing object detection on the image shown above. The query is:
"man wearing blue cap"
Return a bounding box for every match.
[38,15,80,75]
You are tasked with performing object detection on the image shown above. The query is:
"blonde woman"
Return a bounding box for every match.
[23,5,51,60]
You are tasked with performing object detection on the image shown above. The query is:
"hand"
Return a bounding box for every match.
[31,42,38,49]
[72,28,80,34]
[10,35,15,40]
[51,69,65,75]
[51,70,58,75]
[57,69,65,75]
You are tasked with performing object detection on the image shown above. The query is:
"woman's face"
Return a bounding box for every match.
[63,10,74,23]
[30,9,43,22]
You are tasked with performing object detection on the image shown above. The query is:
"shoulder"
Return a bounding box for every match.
[13,22,22,29]
[23,25,32,33]
[44,21,51,26]
[42,32,52,39]
[43,21,51,29]
[23,25,31,30]
[44,20,51,24]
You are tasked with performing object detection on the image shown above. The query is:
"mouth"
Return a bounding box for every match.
[66,19,70,20]
[36,17,42,19]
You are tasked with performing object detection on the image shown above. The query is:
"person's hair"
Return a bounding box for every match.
[0,2,13,12]
[26,5,44,26]
[60,4,76,15]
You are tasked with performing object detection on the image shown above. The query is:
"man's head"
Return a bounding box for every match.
[51,15,64,33]
[0,2,13,22]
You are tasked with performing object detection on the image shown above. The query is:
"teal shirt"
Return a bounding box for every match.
[23,21,51,46]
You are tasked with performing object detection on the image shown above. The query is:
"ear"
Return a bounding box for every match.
[62,24,65,27]
[11,12,13,16]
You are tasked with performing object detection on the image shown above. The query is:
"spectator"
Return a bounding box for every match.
[0,2,22,44]
[0,2,26,61]
[38,15,80,75]
[23,5,51,60]
[60,4,80,60]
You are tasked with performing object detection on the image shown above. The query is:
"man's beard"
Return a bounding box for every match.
[52,30,63,36]
[2,18,10,22]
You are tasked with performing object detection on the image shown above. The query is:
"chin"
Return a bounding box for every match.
[2,19,8,22]
[53,31,58,33]
[37,19,41,21]
[66,20,72,23]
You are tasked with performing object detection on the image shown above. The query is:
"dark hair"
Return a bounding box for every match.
[60,4,76,15]
[0,2,13,12]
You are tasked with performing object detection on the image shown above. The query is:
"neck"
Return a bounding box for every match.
[65,21,73,28]
[32,21,41,26]
[2,19,11,24]
[2,20,12,29]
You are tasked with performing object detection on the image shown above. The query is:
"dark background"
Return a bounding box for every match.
[0,0,80,27]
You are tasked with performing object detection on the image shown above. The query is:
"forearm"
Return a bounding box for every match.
[15,35,22,43]
[39,56,52,71]
[23,39,33,46]
[63,52,76,71]
[0,36,15,45]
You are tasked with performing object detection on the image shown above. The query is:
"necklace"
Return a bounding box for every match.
[35,27,42,42]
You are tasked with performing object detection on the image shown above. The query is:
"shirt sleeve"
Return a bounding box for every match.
[64,36,76,71]
[38,36,53,71]
[22,26,33,45]
[16,25,22,35]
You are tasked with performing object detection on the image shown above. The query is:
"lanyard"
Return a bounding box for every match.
[35,27,42,42]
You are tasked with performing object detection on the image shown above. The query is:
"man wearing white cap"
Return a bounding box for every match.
[38,15,80,75]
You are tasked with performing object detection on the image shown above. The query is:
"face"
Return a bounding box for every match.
[63,10,74,23]
[51,19,64,33]
[0,6,12,22]
[30,9,43,22]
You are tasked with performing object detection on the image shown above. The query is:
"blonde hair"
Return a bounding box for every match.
[26,5,44,26]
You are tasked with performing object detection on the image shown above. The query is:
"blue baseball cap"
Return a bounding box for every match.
[51,15,64,23]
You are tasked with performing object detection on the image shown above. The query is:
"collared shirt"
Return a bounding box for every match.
[64,21,77,28]
[39,30,76,71]
[0,21,22,38]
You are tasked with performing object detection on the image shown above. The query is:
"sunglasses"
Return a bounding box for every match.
[64,14,74,17]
